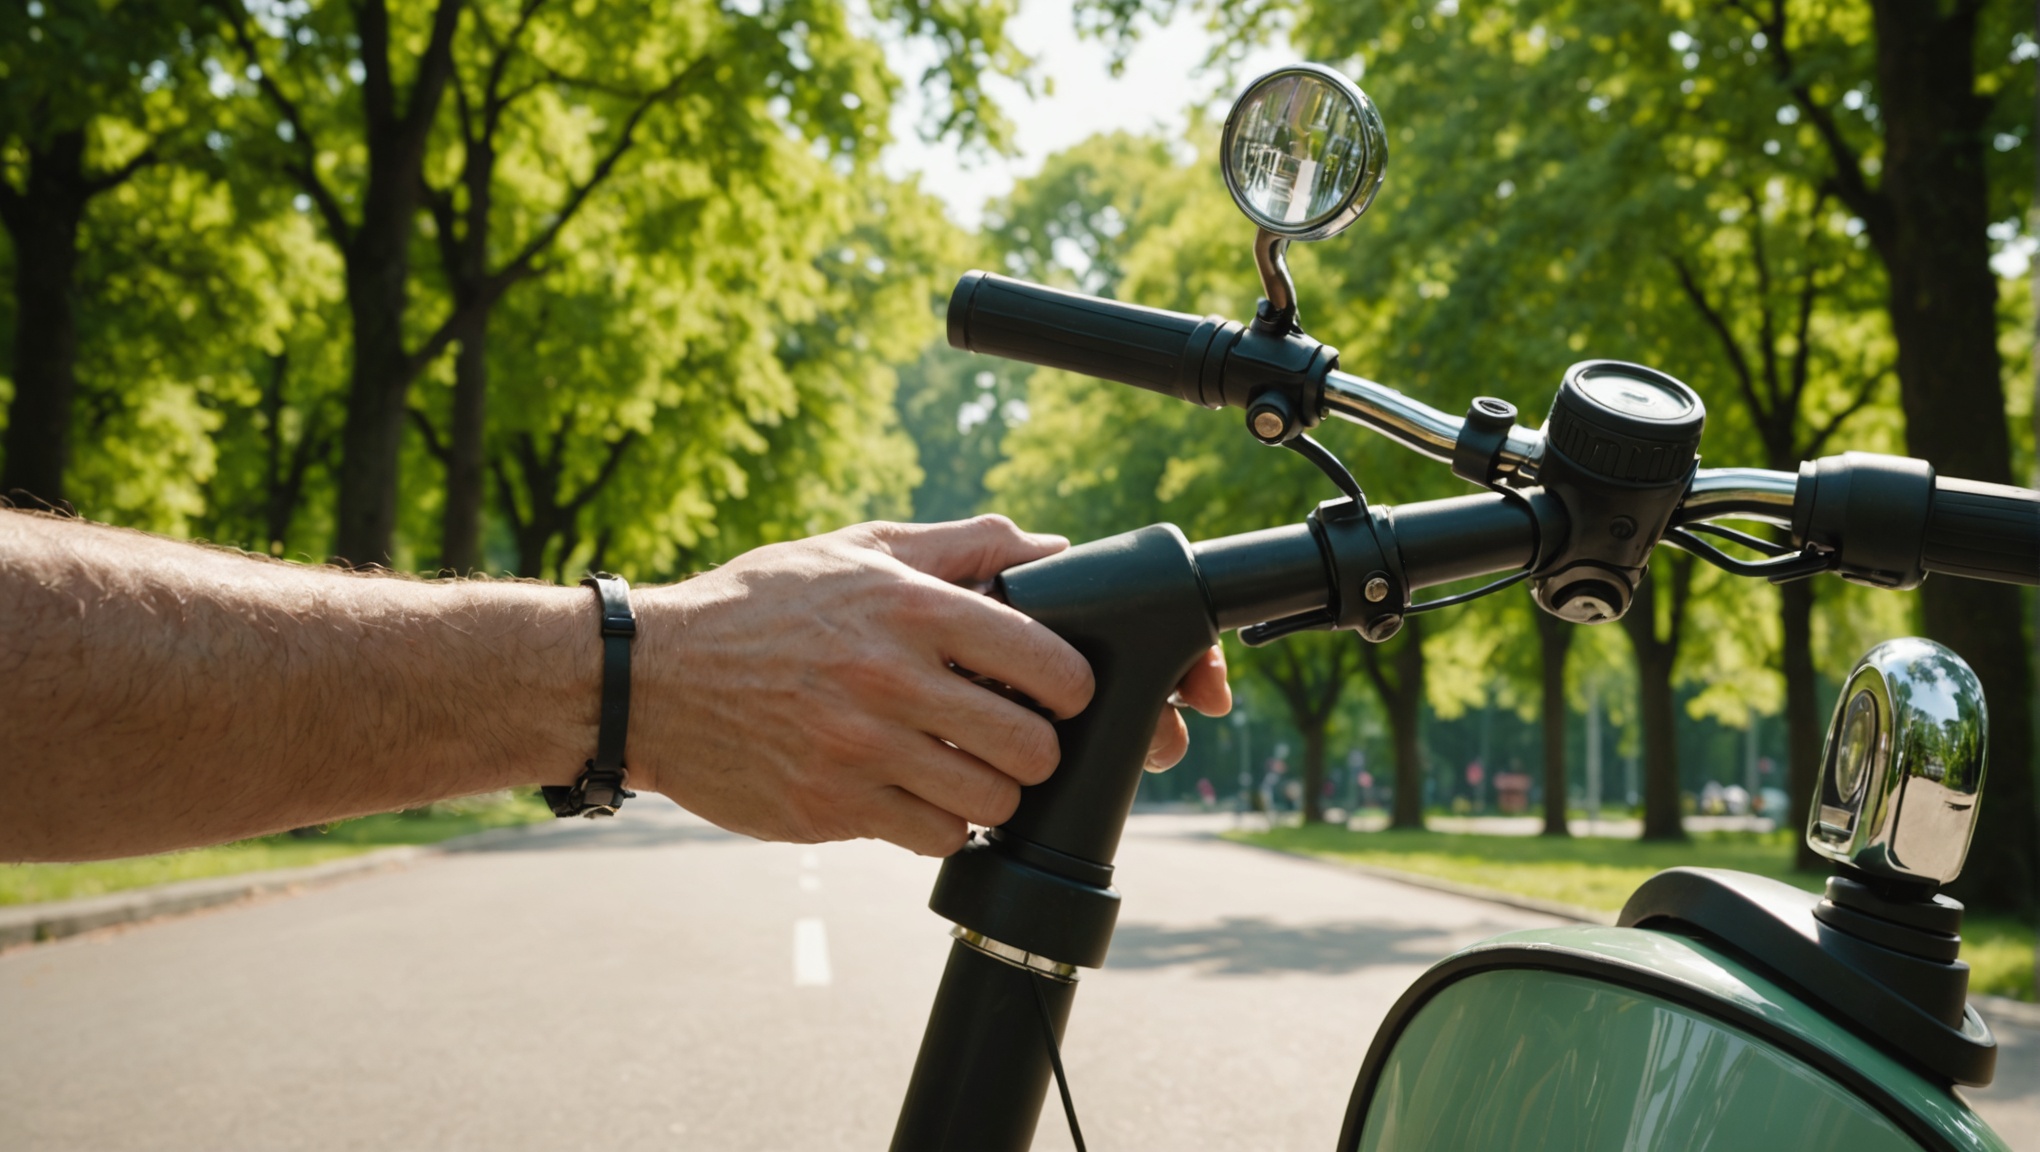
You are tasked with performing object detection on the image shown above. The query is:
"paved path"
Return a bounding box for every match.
[1,803,2032,1150]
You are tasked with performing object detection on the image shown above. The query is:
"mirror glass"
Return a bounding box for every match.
[1222,64,1387,241]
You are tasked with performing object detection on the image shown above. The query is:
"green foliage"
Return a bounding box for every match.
[3,0,1018,580]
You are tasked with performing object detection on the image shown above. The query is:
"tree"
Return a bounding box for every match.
[1622,552,1698,841]
[214,0,472,564]
[413,1,712,572]
[0,2,197,506]
[1359,619,1427,829]
[445,156,948,583]
[983,130,1192,296]
[1535,608,1575,837]
[1718,0,2035,910]
[218,0,1027,567]
[894,344,1035,523]
[1669,187,1892,866]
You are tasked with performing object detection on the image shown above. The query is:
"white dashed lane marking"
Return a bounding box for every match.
[793,918,832,987]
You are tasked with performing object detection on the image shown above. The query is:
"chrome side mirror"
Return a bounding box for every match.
[1806,638,1988,887]
[1221,63,1387,331]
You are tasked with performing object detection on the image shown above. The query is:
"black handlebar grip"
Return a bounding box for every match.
[947,270,1239,407]
[1922,477,2040,586]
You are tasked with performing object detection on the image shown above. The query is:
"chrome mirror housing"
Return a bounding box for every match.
[1221,63,1387,242]
[1221,63,1387,333]
[1806,638,1988,886]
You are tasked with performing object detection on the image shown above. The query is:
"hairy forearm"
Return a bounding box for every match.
[0,512,601,860]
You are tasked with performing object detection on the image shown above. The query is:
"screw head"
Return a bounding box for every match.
[1362,614,1403,643]
[1610,516,1637,540]
[1364,575,1390,603]
[1251,408,1288,440]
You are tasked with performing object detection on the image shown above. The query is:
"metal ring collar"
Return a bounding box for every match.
[952,926,1082,984]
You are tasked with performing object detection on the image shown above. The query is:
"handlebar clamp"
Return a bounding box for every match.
[1313,496,1408,643]
[1451,397,1520,487]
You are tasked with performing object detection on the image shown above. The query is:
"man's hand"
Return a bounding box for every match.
[1149,645,1232,772]
[631,516,1228,857]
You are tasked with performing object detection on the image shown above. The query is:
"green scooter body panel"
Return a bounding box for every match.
[1351,927,2007,1152]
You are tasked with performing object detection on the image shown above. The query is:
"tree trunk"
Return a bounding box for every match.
[441,329,489,572]
[259,353,324,551]
[322,0,463,566]
[1,130,89,507]
[1622,560,1691,842]
[1361,619,1427,831]
[1635,641,1684,842]
[1300,723,1329,826]
[333,277,412,565]
[1536,607,1573,837]
[1779,577,1825,870]
[436,129,496,574]
[1864,0,2034,913]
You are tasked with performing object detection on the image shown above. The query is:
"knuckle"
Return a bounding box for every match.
[891,576,948,624]
[922,819,970,858]
[971,513,1019,538]
[815,716,887,766]
[1050,650,1096,714]
[1006,714,1061,783]
[973,774,1022,827]
[842,652,906,700]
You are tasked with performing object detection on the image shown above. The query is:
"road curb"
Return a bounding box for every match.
[0,821,559,950]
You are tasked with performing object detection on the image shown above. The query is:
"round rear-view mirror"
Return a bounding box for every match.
[1221,63,1387,242]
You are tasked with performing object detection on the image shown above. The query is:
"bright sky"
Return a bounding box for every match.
[880,0,1294,228]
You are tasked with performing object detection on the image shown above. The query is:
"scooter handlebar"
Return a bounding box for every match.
[947,270,1238,408]
[1922,476,2040,586]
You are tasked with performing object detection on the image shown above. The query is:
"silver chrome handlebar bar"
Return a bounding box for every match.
[1320,367,1798,526]
[1321,370,1545,481]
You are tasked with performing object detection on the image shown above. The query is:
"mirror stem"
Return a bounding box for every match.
[1253,227,1300,334]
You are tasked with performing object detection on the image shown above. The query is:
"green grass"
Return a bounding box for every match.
[1232,824,2035,1001]
[0,791,550,907]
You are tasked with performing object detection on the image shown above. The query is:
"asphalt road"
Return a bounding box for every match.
[2,801,2034,1151]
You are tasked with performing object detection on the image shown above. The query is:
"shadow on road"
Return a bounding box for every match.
[1105,916,1521,977]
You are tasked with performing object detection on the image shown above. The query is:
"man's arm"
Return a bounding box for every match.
[2,512,1225,862]
[1,511,610,859]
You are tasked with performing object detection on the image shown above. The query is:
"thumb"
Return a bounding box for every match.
[871,515,1070,585]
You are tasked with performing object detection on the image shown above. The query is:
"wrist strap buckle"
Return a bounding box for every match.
[543,763,636,819]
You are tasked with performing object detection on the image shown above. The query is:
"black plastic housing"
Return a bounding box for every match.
[992,525,1221,871]
[1793,452,1936,588]
[1528,362,1705,624]
[1617,867,1994,1086]
[1791,453,2040,588]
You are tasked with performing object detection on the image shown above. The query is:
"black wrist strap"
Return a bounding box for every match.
[544,573,637,819]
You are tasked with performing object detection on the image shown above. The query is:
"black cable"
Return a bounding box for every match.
[1678,520,1796,557]
[1282,433,1364,502]
[1403,566,1534,614]
[1030,972,1087,1152]
[1660,528,1833,581]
